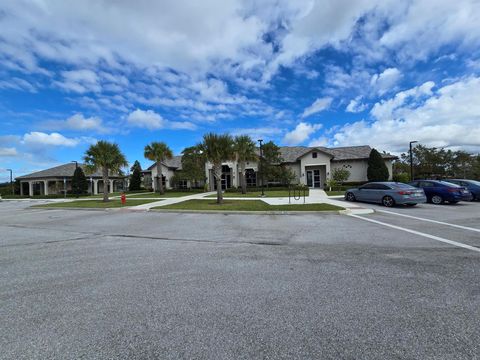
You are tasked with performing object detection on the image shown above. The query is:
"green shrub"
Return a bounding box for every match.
[367,149,390,181]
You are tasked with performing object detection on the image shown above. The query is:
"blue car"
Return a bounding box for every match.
[345,182,427,207]
[445,179,480,201]
[408,180,472,204]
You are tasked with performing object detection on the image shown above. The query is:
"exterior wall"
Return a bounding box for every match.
[385,160,393,180]
[331,160,368,182]
[331,159,394,182]
[150,164,175,189]
[284,163,301,184]
[299,151,331,186]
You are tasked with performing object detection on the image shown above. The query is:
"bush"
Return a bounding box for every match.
[367,149,390,181]
[393,173,410,183]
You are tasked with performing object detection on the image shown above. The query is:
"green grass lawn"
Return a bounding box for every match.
[154,199,343,212]
[325,191,345,196]
[31,199,160,208]
[128,190,205,198]
[206,190,309,198]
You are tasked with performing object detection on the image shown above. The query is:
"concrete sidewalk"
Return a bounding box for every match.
[130,191,217,210]
[139,188,371,214]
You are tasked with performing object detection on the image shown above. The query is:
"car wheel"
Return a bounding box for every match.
[406,203,417,207]
[431,194,443,205]
[382,195,395,207]
[346,192,356,202]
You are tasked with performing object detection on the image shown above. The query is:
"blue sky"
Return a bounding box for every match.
[1,0,480,181]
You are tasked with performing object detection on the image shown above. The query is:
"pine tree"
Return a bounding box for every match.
[72,166,89,196]
[367,148,389,181]
[129,160,142,191]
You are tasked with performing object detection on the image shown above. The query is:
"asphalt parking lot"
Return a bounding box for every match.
[1,200,479,359]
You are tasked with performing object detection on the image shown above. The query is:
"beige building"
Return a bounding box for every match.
[16,163,126,196]
[204,145,396,190]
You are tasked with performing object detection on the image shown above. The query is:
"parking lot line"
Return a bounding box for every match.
[348,214,480,253]
[376,209,480,233]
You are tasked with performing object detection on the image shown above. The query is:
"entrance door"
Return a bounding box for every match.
[307,170,322,188]
[313,169,321,188]
[306,171,313,187]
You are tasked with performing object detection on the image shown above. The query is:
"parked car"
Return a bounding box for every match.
[445,179,480,201]
[408,180,472,204]
[345,182,426,207]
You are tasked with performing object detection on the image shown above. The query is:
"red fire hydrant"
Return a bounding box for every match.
[121,192,126,205]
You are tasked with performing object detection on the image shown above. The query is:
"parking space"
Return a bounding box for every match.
[1,200,479,358]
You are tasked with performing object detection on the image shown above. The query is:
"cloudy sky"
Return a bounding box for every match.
[1,0,480,180]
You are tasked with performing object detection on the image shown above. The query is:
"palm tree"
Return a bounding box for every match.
[200,133,235,204]
[234,135,257,194]
[84,140,128,202]
[144,142,173,195]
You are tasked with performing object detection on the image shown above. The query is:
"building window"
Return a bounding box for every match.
[312,152,317,158]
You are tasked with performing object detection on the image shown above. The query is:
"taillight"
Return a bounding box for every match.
[398,191,413,195]
[447,188,459,193]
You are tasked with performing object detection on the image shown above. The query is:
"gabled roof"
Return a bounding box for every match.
[279,146,334,162]
[277,145,396,162]
[329,145,397,161]
[16,163,123,180]
[147,155,183,171]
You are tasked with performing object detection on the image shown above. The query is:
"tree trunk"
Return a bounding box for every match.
[213,163,223,204]
[240,162,246,194]
[156,162,165,195]
[102,168,109,202]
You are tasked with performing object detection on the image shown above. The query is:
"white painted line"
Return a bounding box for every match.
[348,214,480,253]
[376,209,480,233]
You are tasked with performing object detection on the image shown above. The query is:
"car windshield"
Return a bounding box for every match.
[390,183,415,189]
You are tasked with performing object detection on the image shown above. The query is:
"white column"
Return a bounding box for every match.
[93,180,98,195]
[20,182,24,196]
[28,181,34,197]
[109,180,114,193]
[44,181,49,196]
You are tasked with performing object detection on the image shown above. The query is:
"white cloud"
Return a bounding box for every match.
[22,132,80,147]
[331,77,480,152]
[43,113,108,133]
[283,122,322,145]
[0,147,18,157]
[127,109,164,129]
[126,109,196,130]
[301,97,333,118]
[346,97,368,113]
[370,67,402,95]
[55,69,101,93]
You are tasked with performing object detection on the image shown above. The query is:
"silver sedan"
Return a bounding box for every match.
[345,182,427,207]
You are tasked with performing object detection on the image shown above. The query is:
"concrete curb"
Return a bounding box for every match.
[340,208,375,215]
[149,209,343,215]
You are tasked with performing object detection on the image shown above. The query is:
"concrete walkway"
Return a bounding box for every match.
[128,188,371,214]
[130,191,217,210]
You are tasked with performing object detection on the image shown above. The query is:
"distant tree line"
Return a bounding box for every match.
[393,144,480,181]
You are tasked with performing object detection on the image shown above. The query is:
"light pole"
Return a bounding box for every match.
[71,161,78,197]
[409,141,418,181]
[6,169,13,195]
[258,139,265,197]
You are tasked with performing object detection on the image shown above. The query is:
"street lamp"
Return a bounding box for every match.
[258,139,265,197]
[409,141,418,181]
[6,169,13,195]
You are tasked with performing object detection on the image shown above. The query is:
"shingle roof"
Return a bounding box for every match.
[146,145,397,170]
[16,163,123,180]
[147,155,183,171]
[278,145,396,162]
[328,145,397,161]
